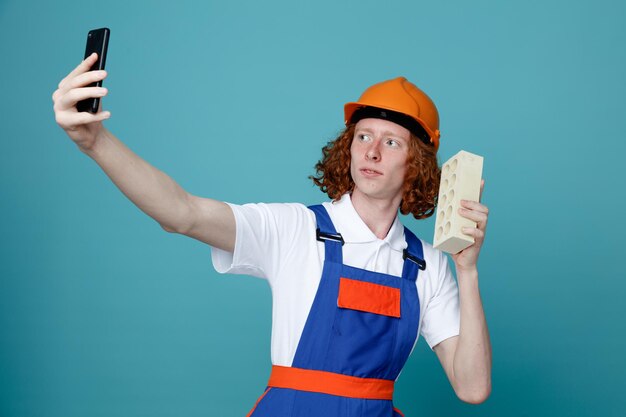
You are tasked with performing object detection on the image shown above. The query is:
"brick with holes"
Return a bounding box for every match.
[433,150,484,254]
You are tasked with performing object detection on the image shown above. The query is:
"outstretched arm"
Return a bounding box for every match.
[433,180,491,404]
[53,53,235,251]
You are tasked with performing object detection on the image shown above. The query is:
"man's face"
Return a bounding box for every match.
[350,118,410,204]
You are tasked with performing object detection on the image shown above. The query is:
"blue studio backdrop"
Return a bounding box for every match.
[1,1,625,416]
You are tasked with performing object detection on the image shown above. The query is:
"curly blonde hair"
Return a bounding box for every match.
[310,124,440,219]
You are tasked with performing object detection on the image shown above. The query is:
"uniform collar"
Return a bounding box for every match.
[327,193,406,251]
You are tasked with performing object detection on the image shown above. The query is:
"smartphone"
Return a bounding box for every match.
[76,27,110,113]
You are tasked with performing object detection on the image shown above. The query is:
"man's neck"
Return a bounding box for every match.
[350,189,401,240]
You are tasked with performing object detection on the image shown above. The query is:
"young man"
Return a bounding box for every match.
[53,54,491,416]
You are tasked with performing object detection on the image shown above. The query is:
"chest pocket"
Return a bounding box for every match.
[337,277,401,318]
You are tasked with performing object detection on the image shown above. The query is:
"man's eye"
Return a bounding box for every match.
[359,134,370,142]
[386,139,398,147]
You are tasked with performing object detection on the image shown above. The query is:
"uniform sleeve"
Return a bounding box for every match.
[419,250,461,350]
[210,202,313,284]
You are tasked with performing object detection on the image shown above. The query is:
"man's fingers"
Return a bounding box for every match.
[58,53,98,90]
[56,108,110,129]
[58,69,106,95]
[460,199,489,215]
[68,52,98,80]
[458,199,489,230]
[53,71,107,108]
[69,70,107,90]
[55,87,108,111]
[458,206,488,226]
[461,226,485,240]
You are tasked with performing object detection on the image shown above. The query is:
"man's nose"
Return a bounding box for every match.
[366,143,381,161]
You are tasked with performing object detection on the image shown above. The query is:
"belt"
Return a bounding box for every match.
[267,365,395,400]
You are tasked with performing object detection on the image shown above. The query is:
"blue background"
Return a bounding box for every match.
[1,0,625,416]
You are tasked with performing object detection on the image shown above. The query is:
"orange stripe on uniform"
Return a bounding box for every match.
[393,406,405,417]
[267,365,394,400]
[337,277,401,318]
[246,387,271,417]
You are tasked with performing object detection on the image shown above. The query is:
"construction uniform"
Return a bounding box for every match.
[212,194,460,416]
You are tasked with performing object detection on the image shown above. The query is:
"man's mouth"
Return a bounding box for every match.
[360,168,383,176]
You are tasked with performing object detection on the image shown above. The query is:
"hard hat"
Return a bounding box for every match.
[344,77,441,151]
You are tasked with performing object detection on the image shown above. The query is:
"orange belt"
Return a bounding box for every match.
[267,365,395,400]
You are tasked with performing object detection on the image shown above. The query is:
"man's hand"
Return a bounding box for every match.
[52,52,110,152]
[451,179,488,272]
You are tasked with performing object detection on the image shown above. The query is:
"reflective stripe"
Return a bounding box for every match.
[267,365,394,400]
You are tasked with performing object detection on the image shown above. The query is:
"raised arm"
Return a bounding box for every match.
[52,53,235,252]
[433,180,491,404]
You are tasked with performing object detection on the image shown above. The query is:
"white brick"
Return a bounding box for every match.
[433,150,484,254]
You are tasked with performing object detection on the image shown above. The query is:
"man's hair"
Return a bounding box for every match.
[310,124,440,219]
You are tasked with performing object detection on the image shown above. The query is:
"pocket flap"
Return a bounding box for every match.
[337,277,400,318]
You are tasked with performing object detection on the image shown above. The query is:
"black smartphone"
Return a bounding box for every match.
[76,27,110,113]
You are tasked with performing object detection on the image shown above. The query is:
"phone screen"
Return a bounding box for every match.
[77,27,110,113]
